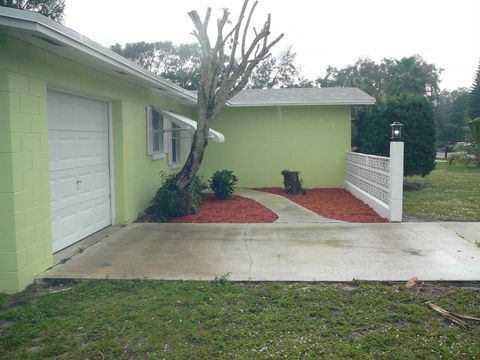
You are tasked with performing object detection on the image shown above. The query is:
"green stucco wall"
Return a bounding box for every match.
[199,106,351,188]
[0,34,193,292]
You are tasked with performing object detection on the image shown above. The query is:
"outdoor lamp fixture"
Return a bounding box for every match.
[390,121,403,141]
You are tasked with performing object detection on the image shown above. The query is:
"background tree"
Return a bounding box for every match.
[381,55,441,102]
[175,0,283,189]
[248,46,312,88]
[470,59,480,119]
[111,41,309,90]
[322,55,441,161]
[467,117,480,167]
[357,95,436,176]
[0,0,65,22]
[434,88,471,146]
[317,55,442,102]
[111,41,201,90]
[317,58,382,98]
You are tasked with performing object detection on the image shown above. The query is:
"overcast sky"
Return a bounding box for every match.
[64,0,480,91]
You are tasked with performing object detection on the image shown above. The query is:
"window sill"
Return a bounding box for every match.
[170,163,182,169]
[150,153,165,160]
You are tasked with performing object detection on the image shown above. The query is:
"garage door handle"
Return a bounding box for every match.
[76,180,82,184]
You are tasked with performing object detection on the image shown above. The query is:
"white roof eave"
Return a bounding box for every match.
[0,8,197,104]
[226,100,376,107]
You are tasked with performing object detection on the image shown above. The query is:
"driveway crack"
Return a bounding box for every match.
[244,226,253,280]
[439,224,472,244]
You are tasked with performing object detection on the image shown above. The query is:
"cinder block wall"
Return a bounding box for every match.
[0,34,194,292]
[199,105,352,188]
[0,35,52,292]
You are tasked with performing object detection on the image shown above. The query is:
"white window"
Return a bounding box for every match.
[147,106,165,159]
[170,122,181,165]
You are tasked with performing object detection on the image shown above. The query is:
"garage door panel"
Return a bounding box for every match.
[48,91,111,252]
[48,92,108,132]
[52,209,80,251]
[77,196,110,239]
[50,164,110,213]
[78,133,109,165]
[49,131,108,171]
[77,165,110,201]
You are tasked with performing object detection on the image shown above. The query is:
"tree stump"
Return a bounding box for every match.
[281,170,305,195]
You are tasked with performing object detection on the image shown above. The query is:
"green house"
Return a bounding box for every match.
[0,8,374,293]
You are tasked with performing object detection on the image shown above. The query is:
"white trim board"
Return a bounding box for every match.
[345,181,390,221]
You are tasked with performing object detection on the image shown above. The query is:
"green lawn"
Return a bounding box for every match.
[1,281,479,359]
[404,162,480,221]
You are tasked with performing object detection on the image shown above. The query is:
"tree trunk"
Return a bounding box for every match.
[281,170,305,195]
[175,1,284,190]
[176,112,211,189]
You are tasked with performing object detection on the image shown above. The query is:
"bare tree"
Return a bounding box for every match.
[176,0,284,189]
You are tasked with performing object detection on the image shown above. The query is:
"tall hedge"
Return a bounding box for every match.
[356,95,436,177]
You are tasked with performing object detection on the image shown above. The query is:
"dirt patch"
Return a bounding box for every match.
[404,182,428,191]
[0,319,14,334]
[255,187,387,223]
[173,193,278,223]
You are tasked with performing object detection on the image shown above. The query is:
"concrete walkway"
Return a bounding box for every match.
[38,222,480,282]
[235,188,337,223]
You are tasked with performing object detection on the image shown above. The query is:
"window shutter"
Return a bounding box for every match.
[146,106,154,155]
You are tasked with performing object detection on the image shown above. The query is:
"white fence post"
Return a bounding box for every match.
[344,143,405,222]
[389,141,404,222]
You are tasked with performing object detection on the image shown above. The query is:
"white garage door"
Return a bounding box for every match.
[48,91,112,252]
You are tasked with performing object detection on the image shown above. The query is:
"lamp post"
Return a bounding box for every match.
[390,121,403,141]
[389,120,404,222]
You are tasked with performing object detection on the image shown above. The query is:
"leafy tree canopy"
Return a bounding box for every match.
[434,88,471,146]
[470,59,480,119]
[357,94,436,177]
[111,41,201,90]
[111,41,310,91]
[317,55,442,102]
[247,46,313,89]
[0,0,65,22]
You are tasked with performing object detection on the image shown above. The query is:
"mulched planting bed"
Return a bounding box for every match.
[173,193,278,223]
[256,187,387,223]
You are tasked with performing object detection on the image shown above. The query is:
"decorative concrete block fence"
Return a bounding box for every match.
[345,142,404,222]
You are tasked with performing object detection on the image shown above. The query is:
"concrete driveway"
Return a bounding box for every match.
[38,222,480,282]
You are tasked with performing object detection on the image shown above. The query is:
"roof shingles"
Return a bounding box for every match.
[228,87,375,106]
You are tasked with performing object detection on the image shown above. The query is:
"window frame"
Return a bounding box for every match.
[169,122,181,166]
[146,106,166,160]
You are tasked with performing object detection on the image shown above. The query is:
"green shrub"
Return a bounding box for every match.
[148,173,206,221]
[356,94,436,176]
[209,170,238,199]
[0,293,6,308]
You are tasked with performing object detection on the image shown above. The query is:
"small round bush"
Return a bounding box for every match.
[148,174,206,221]
[209,170,238,200]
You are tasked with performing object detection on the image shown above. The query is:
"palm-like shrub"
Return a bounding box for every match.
[209,170,238,200]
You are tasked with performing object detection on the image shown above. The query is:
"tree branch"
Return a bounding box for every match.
[241,1,259,57]
[179,0,284,189]
[221,0,250,87]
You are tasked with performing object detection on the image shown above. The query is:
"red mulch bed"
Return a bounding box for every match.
[173,193,278,223]
[255,187,388,223]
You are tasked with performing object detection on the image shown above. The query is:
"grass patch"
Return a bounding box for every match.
[404,162,480,221]
[1,281,479,359]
